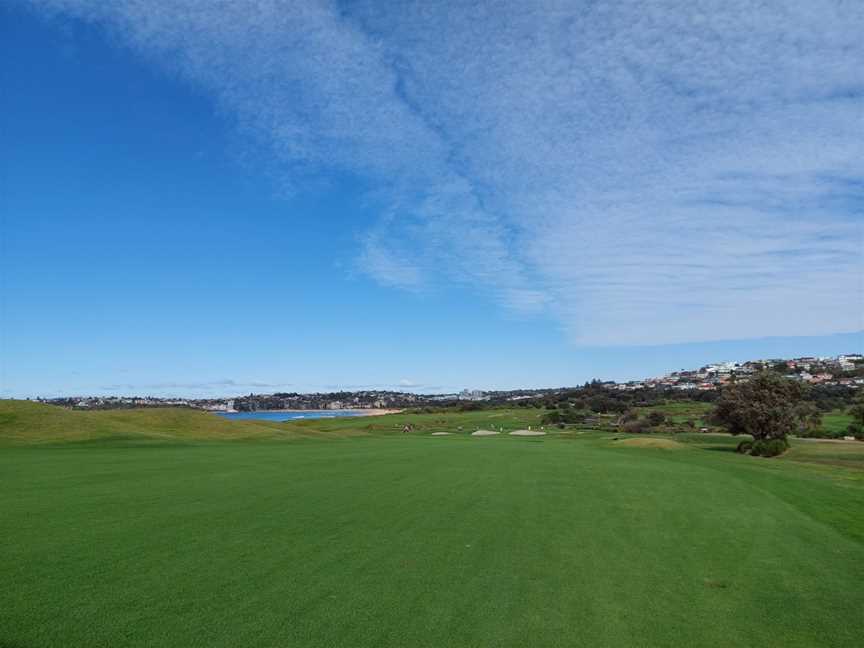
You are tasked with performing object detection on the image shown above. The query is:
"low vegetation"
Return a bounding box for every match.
[0,399,289,444]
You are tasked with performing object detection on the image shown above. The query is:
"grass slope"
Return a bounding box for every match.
[2,416,863,647]
[0,401,548,446]
[0,400,288,445]
[0,400,411,445]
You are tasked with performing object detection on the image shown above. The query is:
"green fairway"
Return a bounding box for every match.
[2,410,863,648]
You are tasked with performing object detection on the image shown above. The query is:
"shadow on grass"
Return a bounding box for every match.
[33,436,201,450]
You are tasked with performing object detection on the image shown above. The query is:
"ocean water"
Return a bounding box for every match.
[215,410,369,422]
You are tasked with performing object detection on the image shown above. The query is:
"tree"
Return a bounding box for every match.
[541,407,587,426]
[793,402,823,437]
[622,419,649,434]
[618,409,639,423]
[771,362,790,375]
[712,372,805,456]
[542,410,563,425]
[646,411,666,427]
[848,396,864,439]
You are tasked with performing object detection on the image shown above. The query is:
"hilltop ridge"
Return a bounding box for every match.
[0,400,300,445]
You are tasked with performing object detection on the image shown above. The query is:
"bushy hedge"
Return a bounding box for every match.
[622,419,650,434]
[750,438,789,457]
[542,408,588,425]
[646,411,666,426]
[736,438,788,457]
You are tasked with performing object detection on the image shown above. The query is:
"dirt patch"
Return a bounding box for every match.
[614,437,685,450]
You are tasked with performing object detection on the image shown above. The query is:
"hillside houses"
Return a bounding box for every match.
[34,352,862,411]
[607,353,863,392]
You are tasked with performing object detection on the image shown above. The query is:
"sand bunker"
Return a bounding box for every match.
[614,438,684,450]
[509,430,546,436]
[430,432,451,436]
[472,429,499,436]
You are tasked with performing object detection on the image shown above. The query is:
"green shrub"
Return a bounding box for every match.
[750,438,788,457]
[647,411,666,426]
[542,408,587,426]
[623,419,650,434]
[736,440,753,454]
[621,409,639,423]
[543,410,562,425]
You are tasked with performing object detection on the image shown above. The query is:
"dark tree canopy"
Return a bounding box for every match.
[647,411,666,427]
[848,396,864,439]
[713,372,805,442]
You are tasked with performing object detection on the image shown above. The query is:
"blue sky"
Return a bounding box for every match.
[1,1,862,398]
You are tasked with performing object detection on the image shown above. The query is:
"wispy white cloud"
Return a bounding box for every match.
[25,0,864,344]
[320,381,445,392]
[100,379,292,393]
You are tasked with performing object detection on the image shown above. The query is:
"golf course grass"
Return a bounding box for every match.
[2,402,863,647]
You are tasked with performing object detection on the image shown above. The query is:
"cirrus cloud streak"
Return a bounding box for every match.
[24,0,864,344]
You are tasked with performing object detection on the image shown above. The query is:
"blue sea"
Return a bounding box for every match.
[216,410,369,422]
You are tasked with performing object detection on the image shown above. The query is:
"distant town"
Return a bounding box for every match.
[33,353,864,412]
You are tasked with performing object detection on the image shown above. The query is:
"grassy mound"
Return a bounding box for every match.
[0,400,294,445]
[0,401,551,445]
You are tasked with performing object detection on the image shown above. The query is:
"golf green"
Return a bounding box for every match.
[2,435,862,647]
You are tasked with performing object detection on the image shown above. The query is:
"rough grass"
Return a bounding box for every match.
[1,401,863,647]
[0,401,548,445]
[0,400,291,444]
[287,407,548,437]
[636,401,714,425]
[820,410,854,436]
[784,439,864,470]
[633,403,857,438]
[613,437,685,449]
